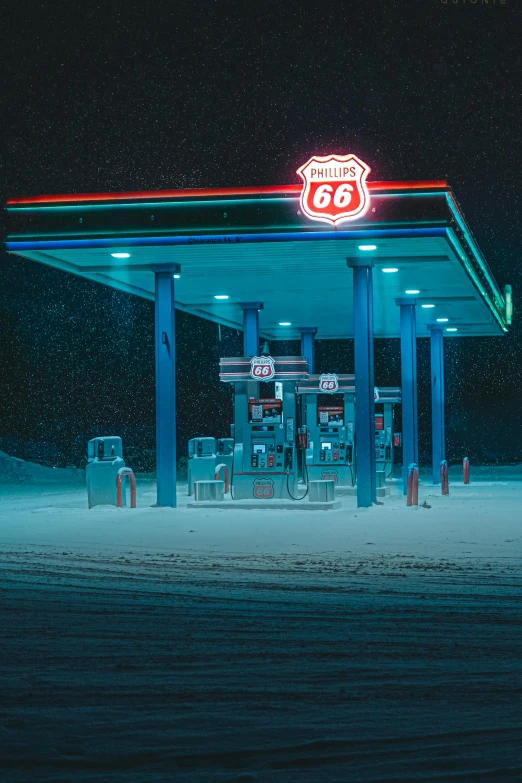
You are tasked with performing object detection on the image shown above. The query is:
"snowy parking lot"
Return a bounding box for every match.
[1,466,521,561]
[1,468,521,782]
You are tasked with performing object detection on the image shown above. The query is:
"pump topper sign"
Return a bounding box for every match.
[319,373,339,393]
[250,355,275,380]
[297,154,371,225]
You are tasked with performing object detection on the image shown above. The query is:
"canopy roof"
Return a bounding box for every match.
[5,181,508,339]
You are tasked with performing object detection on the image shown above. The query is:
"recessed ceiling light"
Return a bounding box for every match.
[446,327,457,332]
[421,304,435,309]
[436,318,448,323]
[382,267,398,273]
[214,295,229,300]
[111,252,130,259]
[358,245,377,251]
[173,274,181,279]
[405,289,420,295]
[279,322,291,326]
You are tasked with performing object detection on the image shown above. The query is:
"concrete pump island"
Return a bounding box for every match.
[5,154,511,514]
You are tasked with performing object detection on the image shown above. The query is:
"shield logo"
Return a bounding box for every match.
[321,470,338,484]
[253,478,274,499]
[319,373,339,393]
[250,355,275,380]
[297,154,371,225]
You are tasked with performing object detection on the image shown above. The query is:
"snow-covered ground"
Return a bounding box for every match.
[1,466,521,561]
[1,464,521,781]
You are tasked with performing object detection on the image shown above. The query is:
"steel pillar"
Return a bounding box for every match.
[240,302,263,356]
[396,298,419,493]
[154,265,179,507]
[428,324,445,484]
[347,259,376,507]
[298,327,317,374]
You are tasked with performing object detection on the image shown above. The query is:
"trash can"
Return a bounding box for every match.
[308,480,335,502]
[194,480,225,502]
[86,436,125,508]
[188,437,216,495]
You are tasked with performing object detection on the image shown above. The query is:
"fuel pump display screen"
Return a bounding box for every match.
[321,442,332,450]
[249,398,282,424]
[253,444,266,454]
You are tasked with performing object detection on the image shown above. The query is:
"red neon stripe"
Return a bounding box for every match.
[6,181,449,205]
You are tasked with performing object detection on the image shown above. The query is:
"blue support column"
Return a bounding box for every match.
[347,258,376,507]
[298,327,317,374]
[428,324,445,484]
[395,298,419,493]
[154,265,179,507]
[240,302,263,356]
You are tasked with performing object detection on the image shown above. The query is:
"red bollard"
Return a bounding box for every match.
[116,467,137,508]
[215,463,229,494]
[440,460,449,495]
[412,465,419,506]
[463,457,470,485]
[407,463,419,507]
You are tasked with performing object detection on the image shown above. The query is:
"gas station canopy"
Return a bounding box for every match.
[5,180,509,339]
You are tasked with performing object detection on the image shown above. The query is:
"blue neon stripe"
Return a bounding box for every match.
[6,227,447,251]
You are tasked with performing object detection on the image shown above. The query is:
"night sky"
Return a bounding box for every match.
[1,1,521,468]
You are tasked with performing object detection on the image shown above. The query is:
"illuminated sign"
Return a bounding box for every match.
[250,355,275,380]
[319,373,339,393]
[297,154,371,225]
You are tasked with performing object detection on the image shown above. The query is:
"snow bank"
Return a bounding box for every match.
[0,450,84,484]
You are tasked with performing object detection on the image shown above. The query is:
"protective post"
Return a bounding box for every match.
[406,463,419,507]
[215,462,229,494]
[298,327,317,374]
[154,265,179,507]
[116,467,137,509]
[396,299,419,495]
[428,324,445,484]
[240,302,263,356]
[412,464,419,506]
[463,456,470,485]
[440,460,449,495]
[347,258,376,507]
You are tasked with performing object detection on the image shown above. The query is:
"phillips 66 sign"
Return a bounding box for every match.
[250,355,275,380]
[319,373,339,393]
[297,154,371,225]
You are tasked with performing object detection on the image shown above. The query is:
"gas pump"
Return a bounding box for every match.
[298,378,401,486]
[219,356,309,500]
[374,413,391,473]
[374,389,401,478]
[296,375,356,487]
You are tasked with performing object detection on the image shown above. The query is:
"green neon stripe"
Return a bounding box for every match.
[446,228,507,332]
[445,193,504,308]
[7,190,445,212]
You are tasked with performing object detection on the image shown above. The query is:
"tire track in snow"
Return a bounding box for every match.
[1,550,521,782]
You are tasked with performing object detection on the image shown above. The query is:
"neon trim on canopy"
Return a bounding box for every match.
[6,181,449,205]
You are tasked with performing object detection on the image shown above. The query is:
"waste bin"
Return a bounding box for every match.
[308,480,335,502]
[86,436,125,508]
